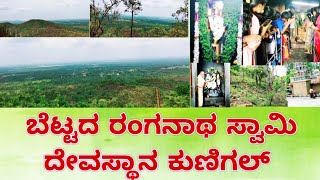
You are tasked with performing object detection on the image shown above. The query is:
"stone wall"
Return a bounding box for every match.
[292,80,311,96]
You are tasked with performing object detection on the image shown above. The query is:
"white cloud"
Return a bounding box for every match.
[0,38,189,67]
[0,0,88,21]
[96,0,185,18]
[0,6,9,11]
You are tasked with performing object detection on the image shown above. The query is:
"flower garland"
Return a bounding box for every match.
[193,1,200,63]
[236,5,243,65]
[199,0,214,62]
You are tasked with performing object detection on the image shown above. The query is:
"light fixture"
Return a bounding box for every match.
[292,1,319,7]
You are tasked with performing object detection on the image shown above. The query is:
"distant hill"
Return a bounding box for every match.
[119,15,176,24]
[0,19,89,37]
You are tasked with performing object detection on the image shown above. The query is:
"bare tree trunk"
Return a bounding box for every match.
[155,88,161,108]
[131,10,134,37]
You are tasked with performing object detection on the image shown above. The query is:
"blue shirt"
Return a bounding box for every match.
[272,18,285,45]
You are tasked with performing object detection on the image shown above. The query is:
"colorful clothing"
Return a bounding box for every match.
[315,16,320,62]
[272,18,285,45]
[243,14,260,66]
[305,21,314,52]
[282,35,289,63]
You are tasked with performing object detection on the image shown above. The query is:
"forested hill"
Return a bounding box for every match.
[0,62,190,108]
[0,19,89,37]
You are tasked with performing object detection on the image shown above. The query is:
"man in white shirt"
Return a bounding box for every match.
[197,71,206,107]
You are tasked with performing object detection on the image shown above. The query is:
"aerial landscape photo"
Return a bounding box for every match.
[90,0,188,37]
[0,38,190,108]
[0,0,89,37]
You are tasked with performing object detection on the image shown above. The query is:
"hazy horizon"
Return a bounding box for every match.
[0,38,189,68]
[0,0,88,21]
[0,15,174,23]
[95,0,184,18]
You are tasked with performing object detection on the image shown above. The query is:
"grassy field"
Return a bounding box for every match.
[230,66,287,107]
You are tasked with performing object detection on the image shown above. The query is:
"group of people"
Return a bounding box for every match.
[305,7,320,62]
[243,0,297,66]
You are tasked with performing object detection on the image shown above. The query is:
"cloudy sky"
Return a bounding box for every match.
[0,0,88,21]
[96,0,184,18]
[0,0,184,21]
[0,38,189,67]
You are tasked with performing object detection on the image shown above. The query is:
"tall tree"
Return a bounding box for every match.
[172,0,189,23]
[123,0,142,37]
[90,0,122,37]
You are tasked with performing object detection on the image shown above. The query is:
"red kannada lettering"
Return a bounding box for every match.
[109,113,217,138]
[126,171,140,180]
[44,148,65,171]
[109,113,127,135]
[196,113,218,138]
[220,149,238,171]
[78,113,99,135]
[78,150,101,171]
[162,118,195,135]
[26,112,50,135]
[144,113,161,134]
[127,120,143,135]
[101,155,135,171]
[168,149,271,171]
[168,149,193,171]
[239,151,271,171]
[63,131,79,144]
[194,148,219,171]
[227,118,260,135]
[50,116,74,135]
[249,131,265,144]
[264,112,297,135]
[138,149,158,171]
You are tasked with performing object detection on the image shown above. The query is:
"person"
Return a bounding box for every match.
[310,89,316,99]
[314,13,320,62]
[266,26,278,64]
[272,11,294,65]
[288,9,295,51]
[243,0,267,66]
[282,31,290,63]
[305,13,316,54]
[197,71,206,107]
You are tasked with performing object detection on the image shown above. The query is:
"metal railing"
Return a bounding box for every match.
[267,33,282,66]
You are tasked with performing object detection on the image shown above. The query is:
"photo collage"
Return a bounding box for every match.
[0,0,320,107]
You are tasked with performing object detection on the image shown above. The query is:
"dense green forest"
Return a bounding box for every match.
[0,19,89,37]
[100,16,187,37]
[231,66,287,107]
[0,61,190,107]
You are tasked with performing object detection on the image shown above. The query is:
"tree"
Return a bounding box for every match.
[123,0,142,37]
[170,0,188,38]
[0,25,15,37]
[172,0,189,23]
[90,0,122,37]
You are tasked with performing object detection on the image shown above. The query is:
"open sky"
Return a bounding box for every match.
[95,0,185,18]
[0,0,88,21]
[0,38,189,67]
